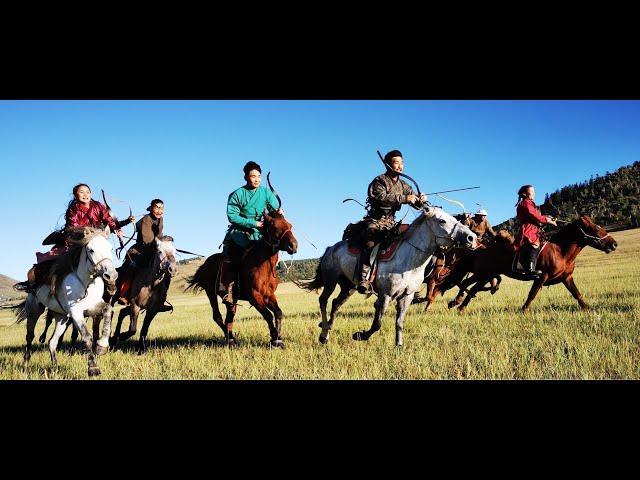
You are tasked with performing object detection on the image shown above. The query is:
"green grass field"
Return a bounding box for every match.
[1,229,639,379]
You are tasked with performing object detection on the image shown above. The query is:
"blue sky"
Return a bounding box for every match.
[1,100,639,281]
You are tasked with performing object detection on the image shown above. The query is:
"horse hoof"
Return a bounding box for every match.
[270,339,285,349]
[319,334,328,344]
[95,344,109,356]
[137,349,146,356]
[448,301,457,309]
[227,339,236,349]
[352,331,364,341]
[457,306,465,313]
[88,367,101,377]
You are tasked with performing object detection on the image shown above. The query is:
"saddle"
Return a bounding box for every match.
[512,242,548,275]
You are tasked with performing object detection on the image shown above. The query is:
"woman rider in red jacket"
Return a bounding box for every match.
[514,184,557,279]
[28,183,134,286]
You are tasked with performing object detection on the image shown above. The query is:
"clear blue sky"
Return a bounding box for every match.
[1,100,639,281]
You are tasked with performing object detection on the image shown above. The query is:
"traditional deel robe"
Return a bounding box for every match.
[225,185,280,248]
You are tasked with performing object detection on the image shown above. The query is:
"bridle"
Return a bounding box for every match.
[263,224,293,252]
[578,226,612,248]
[84,244,114,280]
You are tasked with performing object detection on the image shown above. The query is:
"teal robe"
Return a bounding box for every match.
[225,185,280,247]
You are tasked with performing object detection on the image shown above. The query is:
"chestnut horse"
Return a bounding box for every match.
[185,211,298,348]
[449,216,617,313]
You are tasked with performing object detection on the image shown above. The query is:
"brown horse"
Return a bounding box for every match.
[185,212,298,348]
[413,245,501,311]
[449,216,617,313]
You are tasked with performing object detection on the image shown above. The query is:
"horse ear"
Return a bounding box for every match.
[103,225,110,237]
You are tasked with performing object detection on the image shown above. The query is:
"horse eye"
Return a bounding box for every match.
[439,219,447,224]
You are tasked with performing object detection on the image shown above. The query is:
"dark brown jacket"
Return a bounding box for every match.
[366,173,416,220]
[470,216,496,241]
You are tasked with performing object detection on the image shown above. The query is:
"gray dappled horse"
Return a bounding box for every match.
[297,206,478,346]
[13,227,117,377]
[110,236,178,354]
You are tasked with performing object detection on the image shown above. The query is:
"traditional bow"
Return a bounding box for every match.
[102,189,134,259]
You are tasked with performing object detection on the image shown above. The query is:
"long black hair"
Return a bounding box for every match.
[515,184,533,206]
[67,183,92,210]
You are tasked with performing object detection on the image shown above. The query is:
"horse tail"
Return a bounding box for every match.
[293,247,330,293]
[12,300,28,324]
[184,254,218,294]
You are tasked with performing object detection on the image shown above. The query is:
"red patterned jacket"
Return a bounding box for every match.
[515,198,548,248]
[65,200,118,231]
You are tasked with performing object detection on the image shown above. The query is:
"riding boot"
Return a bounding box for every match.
[357,248,372,294]
[522,244,542,279]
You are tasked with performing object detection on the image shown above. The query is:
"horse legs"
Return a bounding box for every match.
[522,275,548,313]
[111,306,131,348]
[423,278,439,311]
[137,308,159,355]
[118,304,141,342]
[319,276,355,344]
[69,306,100,377]
[449,274,477,309]
[490,276,502,294]
[95,303,113,356]
[48,315,70,368]
[204,287,227,338]
[223,302,238,347]
[39,309,54,343]
[318,276,338,344]
[458,275,493,312]
[395,294,414,347]
[561,275,589,310]
[265,295,285,348]
[353,294,391,342]
[23,297,45,366]
[248,291,280,348]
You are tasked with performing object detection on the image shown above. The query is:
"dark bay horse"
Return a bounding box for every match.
[450,216,617,313]
[185,212,298,348]
[412,245,501,311]
[109,236,178,354]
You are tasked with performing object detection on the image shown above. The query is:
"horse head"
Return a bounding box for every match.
[154,235,178,278]
[263,212,298,255]
[576,216,618,253]
[423,206,478,250]
[262,173,298,255]
[84,229,118,295]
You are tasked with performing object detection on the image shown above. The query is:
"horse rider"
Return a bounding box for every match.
[221,161,284,305]
[469,209,496,244]
[116,198,166,305]
[26,183,134,290]
[357,149,427,294]
[514,184,557,279]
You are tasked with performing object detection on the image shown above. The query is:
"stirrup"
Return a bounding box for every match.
[357,280,371,294]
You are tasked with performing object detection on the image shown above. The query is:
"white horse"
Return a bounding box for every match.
[297,206,478,346]
[14,226,118,377]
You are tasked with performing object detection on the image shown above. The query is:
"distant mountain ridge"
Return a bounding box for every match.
[0,273,25,302]
[495,160,640,233]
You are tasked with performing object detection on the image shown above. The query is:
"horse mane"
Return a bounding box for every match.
[49,247,84,295]
[549,218,582,244]
[401,212,427,240]
[49,227,105,294]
